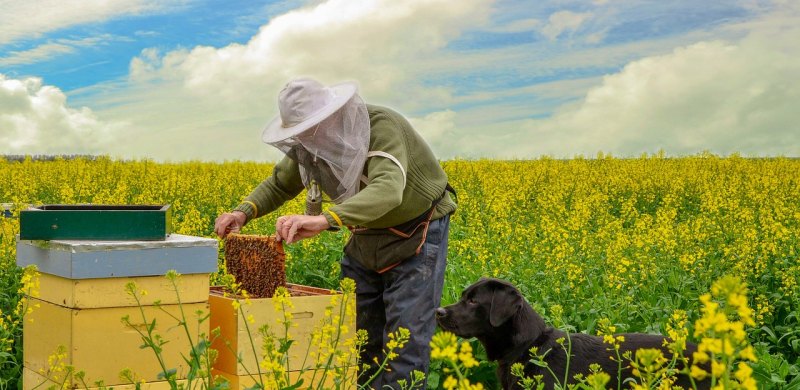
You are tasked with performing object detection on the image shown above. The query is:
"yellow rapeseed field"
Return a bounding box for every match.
[1,154,798,388]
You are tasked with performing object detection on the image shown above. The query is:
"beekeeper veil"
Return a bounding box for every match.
[261,78,370,203]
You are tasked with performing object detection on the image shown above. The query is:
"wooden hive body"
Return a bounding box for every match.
[209,285,356,388]
[19,234,217,388]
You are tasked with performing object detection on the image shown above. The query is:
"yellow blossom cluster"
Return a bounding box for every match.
[248,278,361,389]
[597,318,625,350]
[664,310,689,354]
[691,276,758,390]
[430,332,485,390]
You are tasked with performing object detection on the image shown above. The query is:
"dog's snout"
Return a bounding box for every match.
[435,307,447,318]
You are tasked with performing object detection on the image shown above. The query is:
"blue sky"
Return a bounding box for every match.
[2,1,276,90]
[1,0,798,161]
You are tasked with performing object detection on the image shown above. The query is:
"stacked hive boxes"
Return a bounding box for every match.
[16,234,218,388]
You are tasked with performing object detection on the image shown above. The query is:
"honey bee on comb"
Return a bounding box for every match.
[223,233,287,298]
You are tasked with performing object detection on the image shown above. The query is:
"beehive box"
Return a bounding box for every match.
[16,234,218,279]
[17,232,219,388]
[211,367,357,390]
[209,284,356,377]
[24,297,208,386]
[35,272,210,308]
[19,204,171,241]
[23,368,188,390]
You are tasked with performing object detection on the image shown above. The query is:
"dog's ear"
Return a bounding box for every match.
[489,282,522,327]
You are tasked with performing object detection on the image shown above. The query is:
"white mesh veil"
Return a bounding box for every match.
[268,94,370,204]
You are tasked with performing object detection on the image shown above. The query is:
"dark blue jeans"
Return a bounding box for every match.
[341,214,450,390]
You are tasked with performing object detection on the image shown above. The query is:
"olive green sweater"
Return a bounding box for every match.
[234,104,456,229]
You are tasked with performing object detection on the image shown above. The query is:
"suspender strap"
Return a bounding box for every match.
[361,151,407,189]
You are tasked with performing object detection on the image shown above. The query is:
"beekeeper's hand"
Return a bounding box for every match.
[214,211,247,238]
[275,214,329,244]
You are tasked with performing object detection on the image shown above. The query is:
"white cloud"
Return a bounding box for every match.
[0,43,74,67]
[55,0,800,161]
[465,21,800,158]
[0,74,122,155]
[408,109,457,155]
[129,0,493,104]
[70,0,494,161]
[0,0,183,46]
[0,35,115,66]
[540,11,592,41]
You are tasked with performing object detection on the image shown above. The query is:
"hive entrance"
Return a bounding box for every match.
[223,234,286,298]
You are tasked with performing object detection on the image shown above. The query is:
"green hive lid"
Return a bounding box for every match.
[19,204,171,241]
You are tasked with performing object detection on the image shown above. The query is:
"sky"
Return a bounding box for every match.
[1,0,798,162]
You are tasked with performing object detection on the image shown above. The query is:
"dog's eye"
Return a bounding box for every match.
[467,298,477,305]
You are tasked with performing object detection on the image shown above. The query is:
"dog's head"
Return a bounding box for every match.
[436,278,534,338]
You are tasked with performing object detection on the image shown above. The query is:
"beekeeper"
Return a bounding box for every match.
[214,77,456,389]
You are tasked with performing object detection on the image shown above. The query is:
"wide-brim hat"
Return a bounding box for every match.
[262,78,358,144]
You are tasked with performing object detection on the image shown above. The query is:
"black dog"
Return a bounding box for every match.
[436,278,709,390]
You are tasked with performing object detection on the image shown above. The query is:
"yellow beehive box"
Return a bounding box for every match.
[36,272,209,308]
[24,297,209,386]
[209,284,356,376]
[212,368,356,390]
[23,368,188,390]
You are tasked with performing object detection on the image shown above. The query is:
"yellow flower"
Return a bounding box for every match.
[443,375,458,390]
[458,342,479,368]
[735,363,758,390]
[690,365,708,381]
[739,345,757,362]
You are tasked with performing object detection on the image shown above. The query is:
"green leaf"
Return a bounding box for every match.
[283,378,304,390]
[426,371,440,389]
[760,326,779,344]
[785,375,800,390]
[157,368,177,380]
[532,360,550,368]
[780,361,791,378]
[278,339,295,354]
[194,339,209,354]
[212,378,232,390]
[791,338,800,353]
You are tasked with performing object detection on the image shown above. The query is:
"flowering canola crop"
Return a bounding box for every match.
[0,154,798,387]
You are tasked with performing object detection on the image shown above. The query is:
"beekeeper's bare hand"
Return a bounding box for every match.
[275,214,329,244]
[214,211,247,238]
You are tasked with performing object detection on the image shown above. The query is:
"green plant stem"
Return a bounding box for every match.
[128,291,174,387]
[613,345,622,390]
[238,304,265,389]
[167,276,198,389]
[314,292,348,388]
[562,333,573,387]
[280,299,292,387]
